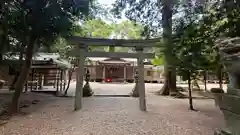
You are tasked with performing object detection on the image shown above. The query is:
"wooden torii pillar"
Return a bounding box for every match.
[136,47,146,111]
[74,45,86,110]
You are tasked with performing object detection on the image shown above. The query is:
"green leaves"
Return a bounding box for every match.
[82,19,113,38]
[173,1,217,76]
[78,19,144,52]
[151,55,164,66]
[0,0,92,63]
[112,0,161,38]
[3,0,89,48]
[174,0,240,78]
[112,20,143,39]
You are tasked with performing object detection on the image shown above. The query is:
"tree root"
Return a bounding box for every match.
[156,85,187,98]
[156,84,169,95]
[173,92,188,99]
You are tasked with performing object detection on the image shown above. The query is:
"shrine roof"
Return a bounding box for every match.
[2,52,71,69]
[87,57,149,62]
[98,58,131,64]
[98,61,131,64]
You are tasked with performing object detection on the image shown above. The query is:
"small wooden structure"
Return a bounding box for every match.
[0,53,71,92]
[67,36,161,111]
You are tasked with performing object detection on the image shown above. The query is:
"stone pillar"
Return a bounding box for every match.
[131,70,139,97]
[83,69,94,97]
[214,90,240,135]
[124,66,127,83]
[213,38,240,135]
[136,47,146,111]
[228,72,236,89]
[74,45,86,111]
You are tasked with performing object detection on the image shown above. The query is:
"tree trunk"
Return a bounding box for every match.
[204,70,207,91]
[0,54,2,64]
[10,47,24,90]
[218,65,223,89]
[216,51,223,89]
[170,67,177,95]
[188,71,194,110]
[64,67,74,96]
[9,42,35,114]
[192,76,200,90]
[158,67,170,95]
[157,0,177,96]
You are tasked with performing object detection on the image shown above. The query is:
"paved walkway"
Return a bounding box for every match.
[0,83,225,135]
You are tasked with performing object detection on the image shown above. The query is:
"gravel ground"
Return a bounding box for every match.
[65,82,227,96]
[0,93,224,135]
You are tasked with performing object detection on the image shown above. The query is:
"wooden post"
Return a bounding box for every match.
[38,73,40,89]
[25,82,28,92]
[63,70,66,90]
[31,68,34,91]
[60,69,63,91]
[136,47,146,111]
[132,65,135,81]
[74,45,86,111]
[56,70,59,92]
[102,66,105,82]
[40,75,44,89]
[124,66,127,83]
[54,70,57,88]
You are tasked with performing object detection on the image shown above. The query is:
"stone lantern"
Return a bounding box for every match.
[83,69,93,97]
[131,70,139,97]
[213,37,240,135]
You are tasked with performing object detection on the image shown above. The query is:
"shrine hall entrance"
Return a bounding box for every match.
[99,58,131,82]
[105,66,124,81]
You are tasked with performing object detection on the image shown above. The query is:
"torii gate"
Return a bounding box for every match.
[67,36,161,111]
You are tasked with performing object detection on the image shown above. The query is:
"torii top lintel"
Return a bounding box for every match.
[67,36,162,47]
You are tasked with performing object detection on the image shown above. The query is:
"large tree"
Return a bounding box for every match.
[112,0,178,95]
[6,0,88,114]
[157,0,177,95]
[174,0,240,91]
